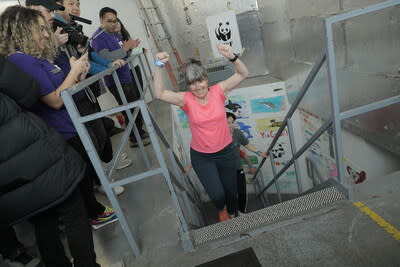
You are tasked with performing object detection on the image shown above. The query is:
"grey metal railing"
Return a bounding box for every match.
[255,0,400,203]
[61,52,203,256]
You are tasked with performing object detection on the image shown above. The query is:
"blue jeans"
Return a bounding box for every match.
[190,143,238,215]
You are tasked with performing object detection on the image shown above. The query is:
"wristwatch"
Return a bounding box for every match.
[229,53,239,62]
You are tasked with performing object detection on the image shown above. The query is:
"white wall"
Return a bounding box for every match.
[80,0,152,51]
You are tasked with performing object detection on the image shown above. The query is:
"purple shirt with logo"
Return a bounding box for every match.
[91,28,132,87]
[8,53,77,139]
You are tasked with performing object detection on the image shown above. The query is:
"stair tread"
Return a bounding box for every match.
[191,185,346,246]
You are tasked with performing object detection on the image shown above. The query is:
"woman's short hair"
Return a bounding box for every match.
[184,59,208,86]
[0,5,57,61]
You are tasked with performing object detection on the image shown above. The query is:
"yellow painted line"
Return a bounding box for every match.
[353,201,400,241]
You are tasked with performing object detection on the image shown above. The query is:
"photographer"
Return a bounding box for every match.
[26,0,69,46]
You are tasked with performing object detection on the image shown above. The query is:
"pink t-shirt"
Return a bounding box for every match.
[181,84,232,153]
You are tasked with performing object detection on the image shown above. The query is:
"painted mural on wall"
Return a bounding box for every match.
[299,109,367,185]
[225,82,297,193]
[250,96,287,113]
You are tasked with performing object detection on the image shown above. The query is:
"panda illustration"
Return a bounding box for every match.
[215,22,232,46]
[271,143,285,159]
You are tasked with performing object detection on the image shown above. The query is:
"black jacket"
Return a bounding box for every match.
[0,55,86,227]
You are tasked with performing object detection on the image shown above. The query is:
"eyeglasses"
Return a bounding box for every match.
[105,20,117,24]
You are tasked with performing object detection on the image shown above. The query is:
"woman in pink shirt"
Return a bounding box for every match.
[153,44,249,221]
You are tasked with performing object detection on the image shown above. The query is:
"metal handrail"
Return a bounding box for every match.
[253,51,327,195]
[258,119,333,196]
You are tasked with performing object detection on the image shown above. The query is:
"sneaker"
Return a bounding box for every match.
[218,208,229,222]
[129,138,151,148]
[120,152,128,160]
[116,158,132,170]
[97,184,125,196]
[5,252,42,267]
[91,207,118,230]
[141,131,149,139]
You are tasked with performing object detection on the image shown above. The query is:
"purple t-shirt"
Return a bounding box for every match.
[91,28,132,87]
[8,53,77,139]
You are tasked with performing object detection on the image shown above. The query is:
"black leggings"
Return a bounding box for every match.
[190,143,238,215]
[32,189,99,267]
[67,136,105,219]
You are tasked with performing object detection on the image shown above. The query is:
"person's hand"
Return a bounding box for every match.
[183,165,191,174]
[70,53,90,82]
[111,59,126,68]
[216,44,235,60]
[259,152,268,158]
[123,38,141,51]
[155,52,169,64]
[54,27,68,46]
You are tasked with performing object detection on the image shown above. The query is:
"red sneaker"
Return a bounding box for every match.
[218,208,229,222]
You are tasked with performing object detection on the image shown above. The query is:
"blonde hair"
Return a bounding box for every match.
[0,5,57,61]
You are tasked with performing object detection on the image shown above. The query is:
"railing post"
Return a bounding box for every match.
[269,155,282,203]
[111,71,151,169]
[287,118,304,193]
[325,21,352,199]
[61,91,141,256]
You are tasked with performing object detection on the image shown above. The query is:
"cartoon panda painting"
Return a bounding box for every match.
[215,22,232,46]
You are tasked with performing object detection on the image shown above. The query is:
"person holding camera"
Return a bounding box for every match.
[92,7,150,148]
[26,0,69,46]
[0,6,118,230]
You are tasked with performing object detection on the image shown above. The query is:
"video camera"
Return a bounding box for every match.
[54,14,92,48]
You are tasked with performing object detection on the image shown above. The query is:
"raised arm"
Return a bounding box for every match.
[217,44,249,95]
[153,52,184,106]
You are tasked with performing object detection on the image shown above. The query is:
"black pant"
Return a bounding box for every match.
[32,189,99,267]
[237,169,247,213]
[76,95,113,163]
[190,143,238,215]
[108,67,146,142]
[67,136,105,218]
[0,227,23,260]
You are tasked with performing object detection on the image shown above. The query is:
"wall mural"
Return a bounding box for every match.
[299,109,367,185]
[225,83,297,193]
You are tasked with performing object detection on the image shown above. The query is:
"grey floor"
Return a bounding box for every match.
[91,100,400,267]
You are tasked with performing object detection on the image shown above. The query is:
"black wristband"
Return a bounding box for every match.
[229,53,239,62]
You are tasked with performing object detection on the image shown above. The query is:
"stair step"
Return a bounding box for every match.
[191,184,346,246]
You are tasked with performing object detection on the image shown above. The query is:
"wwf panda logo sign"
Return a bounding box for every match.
[207,11,242,57]
[215,22,232,45]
